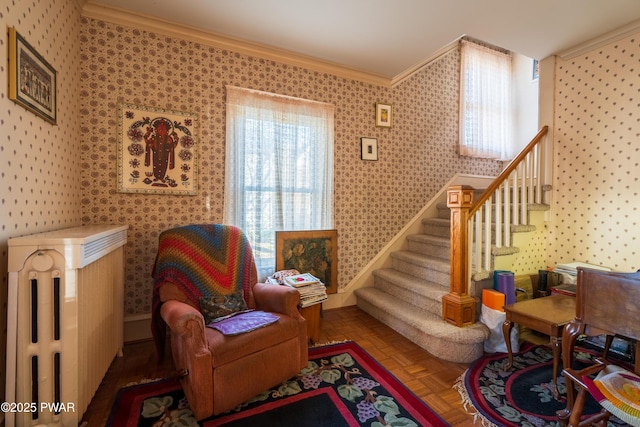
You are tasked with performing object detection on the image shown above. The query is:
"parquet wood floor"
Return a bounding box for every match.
[81,306,477,426]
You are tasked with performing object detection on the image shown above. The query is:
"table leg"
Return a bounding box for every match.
[502,319,514,369]
[550,336,561,399]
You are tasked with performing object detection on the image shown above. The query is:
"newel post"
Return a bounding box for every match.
[442,185,477,327]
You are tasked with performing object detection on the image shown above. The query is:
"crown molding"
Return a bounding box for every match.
[391,38,459,87]
[82,2,391,87]
[557,17,640,59]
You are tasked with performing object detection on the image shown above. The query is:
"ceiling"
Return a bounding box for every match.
[86,0,640,81]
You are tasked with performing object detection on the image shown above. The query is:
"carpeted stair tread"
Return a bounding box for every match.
[355,287,489,363]
[512,224,537,233]
[421,217,451,238]
[422,217,450,227]
[390,251,450,287]
[472,269,492,281]
[406,233,449,247]
[492,245,520,256]
[436,203,451,219]
[391,251,450,272]
[372,268,448,314]
[406,234,450,260]
[527,203,550,211]
[373,268,448,294]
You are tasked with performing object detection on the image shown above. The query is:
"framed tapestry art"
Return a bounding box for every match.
[117,103,198,195]
[8,27,57,124]
[276,230,338,294]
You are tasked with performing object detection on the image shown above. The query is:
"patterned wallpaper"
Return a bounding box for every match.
[546,34,640,272]
[0,1,84,241]
[78,19,501,315]
[506,214,549,276]
[0,0,83,403]
[3,2,638,321]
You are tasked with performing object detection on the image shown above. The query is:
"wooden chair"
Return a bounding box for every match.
[557,267,640,427]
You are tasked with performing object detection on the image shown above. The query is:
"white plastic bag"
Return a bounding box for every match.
[480,304,519,353]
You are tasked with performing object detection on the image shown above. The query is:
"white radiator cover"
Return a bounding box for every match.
[5,225,128,426]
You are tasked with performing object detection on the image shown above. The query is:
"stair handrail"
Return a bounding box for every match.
[469,125,549,217]
[443,125,549,327]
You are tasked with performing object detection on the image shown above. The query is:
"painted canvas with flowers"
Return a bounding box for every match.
[276,229,338,294]
[117,103,198,195]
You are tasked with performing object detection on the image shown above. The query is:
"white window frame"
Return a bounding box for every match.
[459,39,514,160]
[224,86,334,278]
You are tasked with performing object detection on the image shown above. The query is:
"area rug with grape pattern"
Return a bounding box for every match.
[107,341,449,427]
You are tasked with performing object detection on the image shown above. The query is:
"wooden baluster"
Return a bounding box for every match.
[503,180,510,247]
[495,188,502,248]
[484,199,492,271]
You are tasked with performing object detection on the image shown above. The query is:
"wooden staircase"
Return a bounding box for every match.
[355,126,551,364]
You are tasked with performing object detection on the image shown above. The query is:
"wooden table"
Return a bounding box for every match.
[502,294,576,397]
[299,303,321,343]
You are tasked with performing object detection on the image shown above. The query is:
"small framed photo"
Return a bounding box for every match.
[8,27,57,124]
[375,102,392,127]
[360,137,378,161]
[532,59,540,80]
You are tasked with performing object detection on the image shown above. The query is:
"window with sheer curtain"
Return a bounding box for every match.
[224,86,335,279]
[459,39,514,160]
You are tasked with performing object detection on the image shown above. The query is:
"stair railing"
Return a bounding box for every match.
[443,126,549,326]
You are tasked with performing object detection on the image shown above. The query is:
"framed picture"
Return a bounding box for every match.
[8,27,57,124]
[375,102,392,127]
[276,229,338,294]
[360,137,378,161]
[117,103,198,195]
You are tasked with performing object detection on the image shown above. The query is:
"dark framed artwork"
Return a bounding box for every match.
[276,229,338,294]
[8,27,57,124]
[117,103,198,195]
[360,137,378,161]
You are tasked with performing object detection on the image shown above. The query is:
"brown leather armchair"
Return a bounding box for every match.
[151,224,308,420]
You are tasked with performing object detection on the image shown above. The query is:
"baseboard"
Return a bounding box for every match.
[124,313,152,343]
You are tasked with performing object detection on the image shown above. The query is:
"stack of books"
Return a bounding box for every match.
[283,272,328,308]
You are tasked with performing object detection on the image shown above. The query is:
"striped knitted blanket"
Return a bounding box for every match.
[151,224,257,359]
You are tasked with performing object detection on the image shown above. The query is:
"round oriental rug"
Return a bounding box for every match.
[455,344,631,427]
